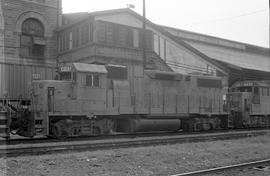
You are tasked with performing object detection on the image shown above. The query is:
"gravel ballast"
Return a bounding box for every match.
[0,133,270,176]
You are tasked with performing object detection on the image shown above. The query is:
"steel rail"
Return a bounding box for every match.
[0,130,269,157]
[0,131,181,145]
[1,128,268,145]
[170,159,270,176]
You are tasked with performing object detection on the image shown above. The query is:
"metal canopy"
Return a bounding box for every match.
[185,41,270,72]
[215,60,270,86]
[73,63,107,74]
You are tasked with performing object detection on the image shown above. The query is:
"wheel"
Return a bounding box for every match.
[92,127,101,136]
[195,123,203,131]
[209,123,214,130]
[50,123,68,139]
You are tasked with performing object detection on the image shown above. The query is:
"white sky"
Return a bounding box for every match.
[62,0,269,48]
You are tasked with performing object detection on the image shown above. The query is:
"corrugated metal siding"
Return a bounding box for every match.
[0,63,56,100]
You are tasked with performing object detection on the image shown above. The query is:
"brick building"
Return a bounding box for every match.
[0,0,61,99]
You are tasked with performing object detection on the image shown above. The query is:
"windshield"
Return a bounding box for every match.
[60,72,71,81]
[231,86,252,93]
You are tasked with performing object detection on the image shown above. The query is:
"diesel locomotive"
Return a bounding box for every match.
[1,63,269,139]
[2,62,228,138]
[227,80,270,128]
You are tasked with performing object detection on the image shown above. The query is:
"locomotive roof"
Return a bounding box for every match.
[232,80,270,88]
[145,70,183,81]
[73,63,108,74]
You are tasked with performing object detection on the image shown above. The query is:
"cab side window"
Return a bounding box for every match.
[86,74,99,87]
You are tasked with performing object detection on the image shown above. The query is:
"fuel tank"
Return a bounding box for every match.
[116,118,181,133]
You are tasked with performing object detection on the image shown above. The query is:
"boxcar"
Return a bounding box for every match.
[0,62,56,101]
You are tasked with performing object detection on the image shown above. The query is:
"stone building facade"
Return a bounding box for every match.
[0,0,61,99]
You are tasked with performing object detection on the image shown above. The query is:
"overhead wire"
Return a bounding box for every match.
[183,8,268,26]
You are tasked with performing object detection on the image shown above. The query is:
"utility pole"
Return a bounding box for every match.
[142,0,146,69]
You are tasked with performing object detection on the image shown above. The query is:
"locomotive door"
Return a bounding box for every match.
[227,93,243,128]
[112,80,133,114]
[47,87,55,113]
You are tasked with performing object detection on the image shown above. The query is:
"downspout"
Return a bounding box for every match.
[56,0,62,79]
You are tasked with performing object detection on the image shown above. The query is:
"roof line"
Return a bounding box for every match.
[121,10,229,75]
[60,8,229,75]
[160,25,270,50]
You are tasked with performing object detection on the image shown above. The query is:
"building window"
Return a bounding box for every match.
[159,37,165,60]
[96,21,153,49]
[262,88,267,96]
[254,87,259,95]
[133,29,139,48]
[59,33,63,52]
[106,65,128,80]
[63,32,69,51]
[59,22,93,52]
[81,24,90,45]
[69,31,73,50]
[153,34,159,55]
[89,23,93,42]
[20,18,45,57]
[97,22,106,44]
[86,74,99,87]
[118,26,128,46]
[73,28,80,48]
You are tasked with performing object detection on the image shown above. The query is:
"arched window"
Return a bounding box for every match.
[22,18,44,36]
[20,18,45,57]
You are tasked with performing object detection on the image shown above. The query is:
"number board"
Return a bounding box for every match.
[60,66,72,72]
[234,82,254,87]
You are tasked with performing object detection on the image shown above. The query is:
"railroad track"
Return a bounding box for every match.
[0,128,267,145]
[170,159,270,176]
[0,129,269,157]
[0,131,181,145]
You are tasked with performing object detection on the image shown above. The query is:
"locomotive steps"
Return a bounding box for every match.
[0,129,269,157]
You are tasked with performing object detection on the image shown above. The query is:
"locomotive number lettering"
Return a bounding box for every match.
[60,66,71,72]
[32,73,41,80]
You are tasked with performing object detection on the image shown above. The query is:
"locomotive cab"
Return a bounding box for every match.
[227,81,270,128]
[16,63,110,138]
[227,85,253,128]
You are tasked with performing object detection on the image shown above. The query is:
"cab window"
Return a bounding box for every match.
[237,86,252,92]
[60,72,76,82]
[60,72,71,81]
[86,74,99,87]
